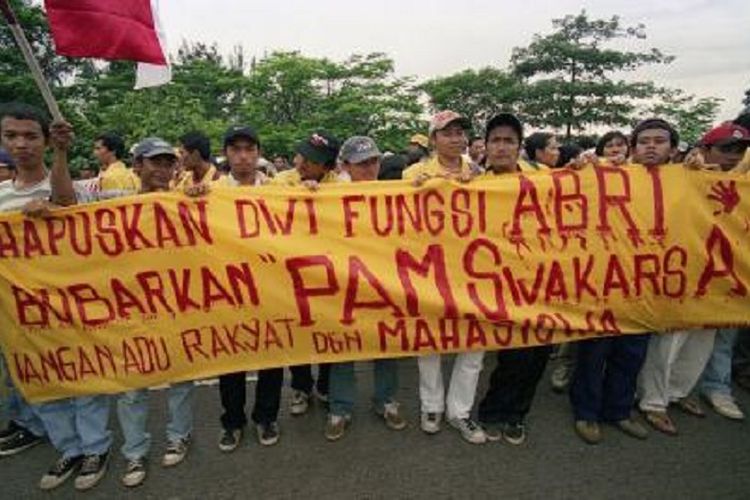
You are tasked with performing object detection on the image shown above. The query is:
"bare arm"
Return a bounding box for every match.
[48,120,77,206]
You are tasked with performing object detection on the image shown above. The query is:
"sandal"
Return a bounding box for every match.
[676,397,705,418]
[643,410,678,435]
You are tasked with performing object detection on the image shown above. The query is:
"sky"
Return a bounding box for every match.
[158,0,750,122]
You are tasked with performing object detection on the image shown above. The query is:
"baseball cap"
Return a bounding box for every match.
[699,122,750,147]
[223,125,260,149]
[295,131,341,168]
[339,136,381,164]
[0,148,14,168]
[428,110,471,136]
[485,113,523,142]
[409,134,429,149]
[133,137,176,159]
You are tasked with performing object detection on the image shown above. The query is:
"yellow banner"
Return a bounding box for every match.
[1,166,749,402]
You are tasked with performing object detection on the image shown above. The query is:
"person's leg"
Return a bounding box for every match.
[219,372,247,431]
[638,332,684,413]
[316,364,331,396]
[251,368,283,425]
[601,335,650,422]
[328,362,356,417]
[701,328,737,397]
[36,398,83,459]
[165,383,194,443]
[290,365,314,394]
[417,354,445,414]
[445,351,484,420]
[76,396,112,456]
[373,358,399,411]
[2,352,45,438]
[733,328,750,383]
[550,342,577,392]
[116,390,151,461]
[668,329,716,402]
[570,338,612,422]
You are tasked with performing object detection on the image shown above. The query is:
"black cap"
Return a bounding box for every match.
[224,125,260,149]
[485,113,523,143]
[295,131,341,168]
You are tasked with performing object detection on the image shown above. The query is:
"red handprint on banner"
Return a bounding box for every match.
[707,180,740,216]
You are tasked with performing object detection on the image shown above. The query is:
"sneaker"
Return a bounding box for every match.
[0,421,21,444]
[218,428,243,453]
[256,422,280,446]
[39,455,83,490]
[502,422,526,445]
[162,437,190,467]
[481,422,503,442]
[121,458,147,488]
[550,363,573,393]
[615,418,649,440]
[314,389,329,404]
[449,418,487,444]
[378,401,407,431]
[0,427,43,456]
[324,414,350,441]
[574,420,602,444]
[290,390,310,416]
[420,412,442,434]
[74,451,109,491]
[705,393,745,420]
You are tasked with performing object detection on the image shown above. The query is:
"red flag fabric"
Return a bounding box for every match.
[44,0,167,65]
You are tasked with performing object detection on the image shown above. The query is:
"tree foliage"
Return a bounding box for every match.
[649,90,722,145]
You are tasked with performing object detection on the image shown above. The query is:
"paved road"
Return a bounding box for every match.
[1,358,749,499]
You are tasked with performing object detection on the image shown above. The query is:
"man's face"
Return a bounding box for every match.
[485,126,520,172]
[0,165,13,182]
[705,142,749,172]
[536,137,560,168]
[92,140,113,167]
[344,157,380,182]
[179,146,203,171]
[468,139,485,162]
[225,138,259,177]
[273,157,288,171]
[602,137,628,161]
[140,154,176,192]
[1,117,46,171]
[295,154,328,182]
[633,129,674,167]
[433,123,467,160]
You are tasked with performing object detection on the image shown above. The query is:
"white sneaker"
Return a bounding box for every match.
[122,458,147,488]
[706,393,745,420]
[420,412,442,434]
[290,390,310,416]
[449,417,487,444]
[162,437,190,467]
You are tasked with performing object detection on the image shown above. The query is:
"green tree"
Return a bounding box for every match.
[649,90,722,145]
[421,68,523,133]
[511,10,674,138]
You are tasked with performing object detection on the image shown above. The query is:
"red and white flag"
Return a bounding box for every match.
[44,0,171,89]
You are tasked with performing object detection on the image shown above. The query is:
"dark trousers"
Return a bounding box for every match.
[220,369,283,430]
[733,328,750,378]
[478,345,553,425]
[290,364,331,395]
[219,364,331,430]
[569,335,650,422]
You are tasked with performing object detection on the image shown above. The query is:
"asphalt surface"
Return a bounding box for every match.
[1,357,749,499]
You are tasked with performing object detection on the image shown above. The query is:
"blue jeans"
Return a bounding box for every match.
[117,382,194,461]
[0,353,45,436]
[34,396,112,458]
[700,328,737,397]
[329,360,398,417]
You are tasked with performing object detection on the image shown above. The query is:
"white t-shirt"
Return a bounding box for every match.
[0,175,51,212]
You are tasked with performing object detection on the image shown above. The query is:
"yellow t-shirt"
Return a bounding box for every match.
[401,155,474,180]
[269,168,341,186]
[173,165,220,190]
[100,161,140,192]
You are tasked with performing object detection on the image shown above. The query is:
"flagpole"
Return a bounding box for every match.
[0,0,63,121]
